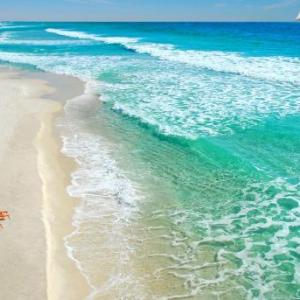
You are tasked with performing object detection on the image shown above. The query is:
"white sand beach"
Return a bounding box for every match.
[0,67,89,300]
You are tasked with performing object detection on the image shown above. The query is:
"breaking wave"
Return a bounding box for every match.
[46,28,300,85]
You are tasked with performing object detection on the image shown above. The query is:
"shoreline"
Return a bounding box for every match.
[0,66,89,299]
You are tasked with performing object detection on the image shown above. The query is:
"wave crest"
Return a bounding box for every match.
[46,28,139,44]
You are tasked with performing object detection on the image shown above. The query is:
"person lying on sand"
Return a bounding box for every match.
[0,211,10,228]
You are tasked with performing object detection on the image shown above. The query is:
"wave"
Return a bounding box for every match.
[0,32,10,43]
[0,33,92,46]
[131,45,300,85]
[0,23,35,30]
[0,51,299,139]
[46,28,139,45]
[46,28,300,85]
[104,58,300,139]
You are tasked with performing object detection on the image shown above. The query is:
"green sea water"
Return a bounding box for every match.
[85,103,300,299]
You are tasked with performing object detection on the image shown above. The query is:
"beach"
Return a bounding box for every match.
[0,67,88,300]
[0,22,299,299]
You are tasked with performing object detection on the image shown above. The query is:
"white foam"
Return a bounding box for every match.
[0,36,91,46]
[124,42,300,85]
[57,88,147,298]
[0,32,10,43]
[46,28,139,45]
[0,51,121,83]
[0,22,35,30]
[0,36,92,46]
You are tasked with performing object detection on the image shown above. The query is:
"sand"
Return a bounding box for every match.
[0,67,89,300]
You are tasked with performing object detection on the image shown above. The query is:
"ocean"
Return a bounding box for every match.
[1,21,300,299]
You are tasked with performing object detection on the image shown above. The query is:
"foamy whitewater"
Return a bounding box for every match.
[1,22,300,299]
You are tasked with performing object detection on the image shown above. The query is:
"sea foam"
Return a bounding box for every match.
[59,88,146,299]
[46,28,139,45]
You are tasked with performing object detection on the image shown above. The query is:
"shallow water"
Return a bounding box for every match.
[1,21,300,299]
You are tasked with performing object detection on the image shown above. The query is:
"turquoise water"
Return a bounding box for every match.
[1,21,300,299]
